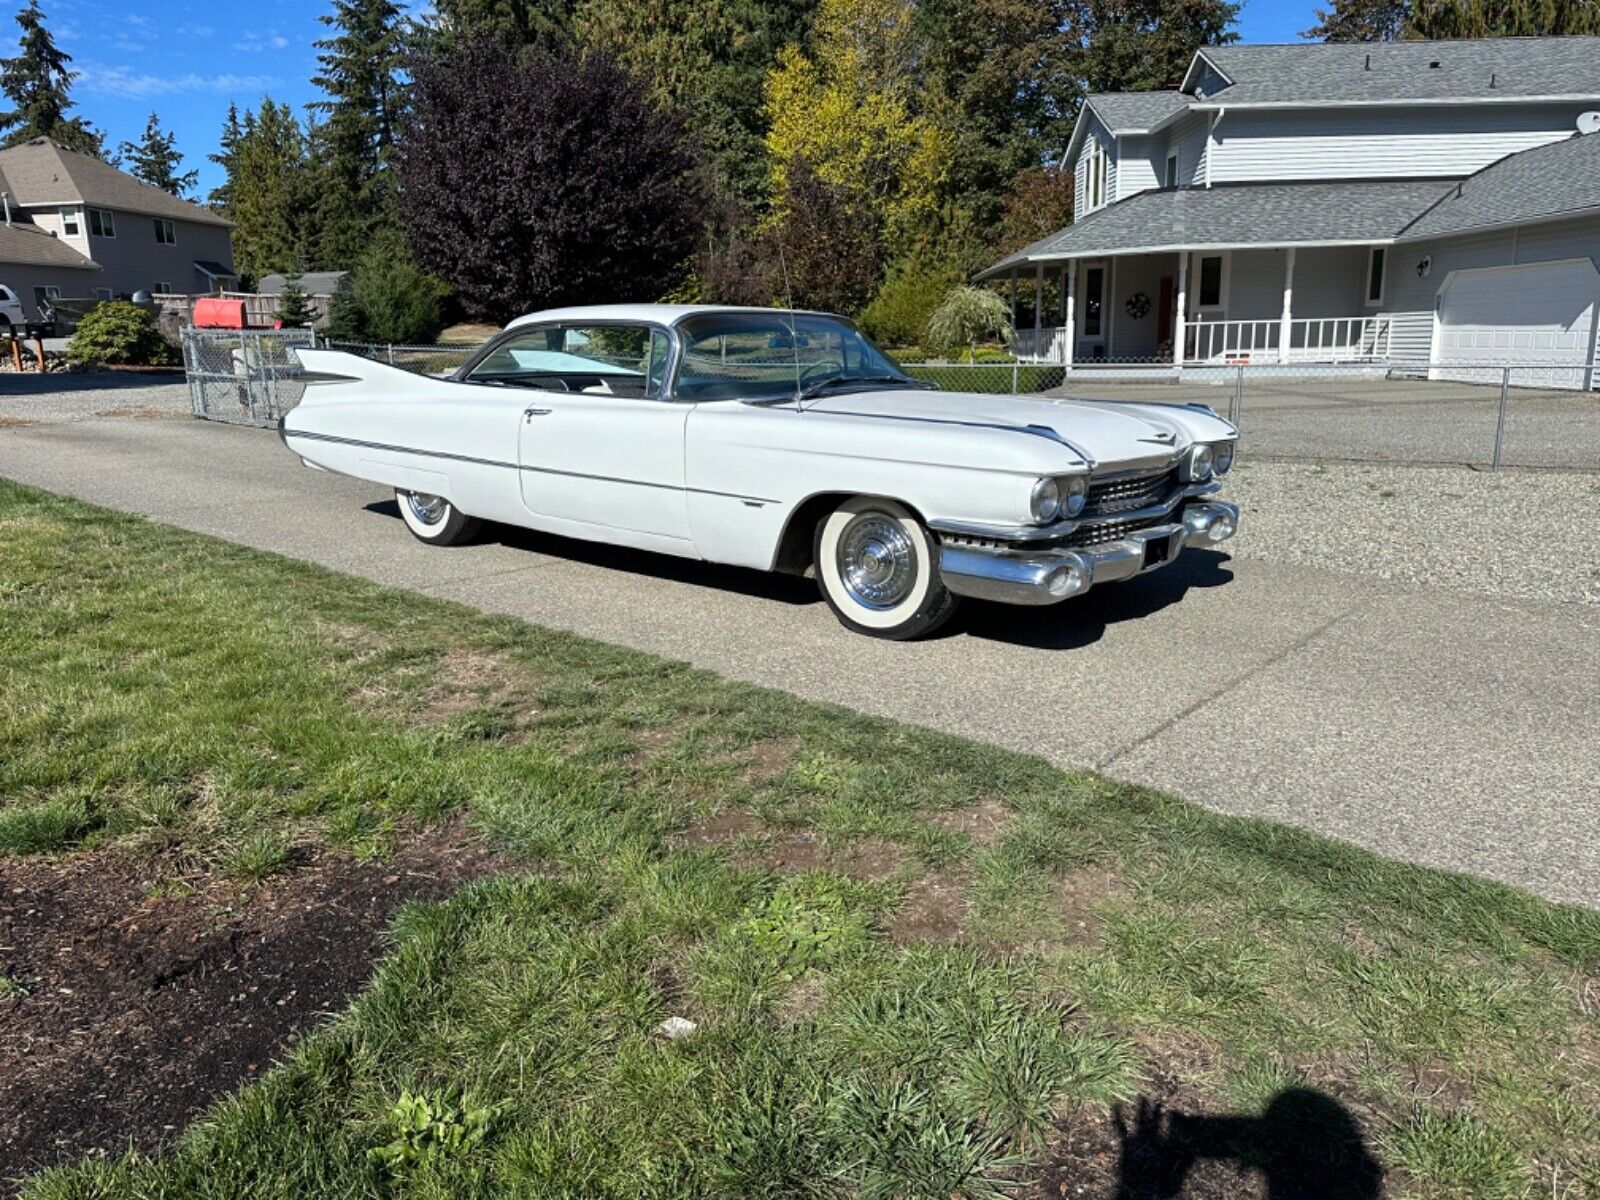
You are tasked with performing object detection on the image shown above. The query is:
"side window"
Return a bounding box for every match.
[466,324,663,397]
[646,330,670,396]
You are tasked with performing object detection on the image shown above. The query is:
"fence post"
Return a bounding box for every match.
[387,344,396,367]
[1231,363,1244,426]
[1492,365,1510,471]
[1011,358,1019,395]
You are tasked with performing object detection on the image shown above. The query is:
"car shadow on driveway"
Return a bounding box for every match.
[957,550,1235,650]
[367,500,1236,643]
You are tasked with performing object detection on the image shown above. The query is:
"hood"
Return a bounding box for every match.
[799,388,1235,470]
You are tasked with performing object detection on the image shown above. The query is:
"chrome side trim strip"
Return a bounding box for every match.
[281,427,777,505]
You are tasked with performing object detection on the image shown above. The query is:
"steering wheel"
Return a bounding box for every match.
[798,361,846,390]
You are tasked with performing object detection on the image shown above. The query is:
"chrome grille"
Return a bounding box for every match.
[1084,467,1178,517]
[1065,515,1164,548]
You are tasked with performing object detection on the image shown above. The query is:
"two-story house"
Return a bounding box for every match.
[980,37,1600,389]
[0,137,235,323]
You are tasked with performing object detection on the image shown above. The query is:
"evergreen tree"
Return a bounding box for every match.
[310,0,407,266]
[0,0,102,154]
[208,103,243,210]
[273,271,317,327]
[116,112,198,196]
[221,99,315,282]
[1304,0,1411,39]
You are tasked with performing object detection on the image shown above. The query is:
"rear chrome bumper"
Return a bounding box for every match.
[938,501,1239,606]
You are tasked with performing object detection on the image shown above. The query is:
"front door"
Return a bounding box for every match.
[1157,276,1174,347]
[1079,262,1107,360]
[465,322,692,540]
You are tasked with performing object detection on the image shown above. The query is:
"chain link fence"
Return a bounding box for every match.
[182,328,316,428]
[183,333,1596,471]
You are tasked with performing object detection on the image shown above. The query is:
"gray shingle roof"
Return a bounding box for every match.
[0,219,99,269]
[0,138,232,227]
[1084,91,1189,132]
[978,179,1452,277]
[1193,37,1600,104]
[1399,132,1600,241]
[258,271,352,295]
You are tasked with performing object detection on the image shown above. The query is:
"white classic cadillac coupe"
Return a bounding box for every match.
[282,305,1239,639]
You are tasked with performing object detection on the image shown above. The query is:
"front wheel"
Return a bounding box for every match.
[396,490,480,546]
[814,497,959,640]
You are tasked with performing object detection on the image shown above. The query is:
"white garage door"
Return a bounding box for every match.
[1432,258,1600,390]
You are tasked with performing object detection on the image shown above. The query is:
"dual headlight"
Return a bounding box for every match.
[1030,474,1088,524]
[1180,440,1236,483]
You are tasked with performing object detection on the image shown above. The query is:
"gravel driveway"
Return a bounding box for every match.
[0,373,189,426]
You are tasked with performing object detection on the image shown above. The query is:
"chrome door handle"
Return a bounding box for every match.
[524,407,552,419]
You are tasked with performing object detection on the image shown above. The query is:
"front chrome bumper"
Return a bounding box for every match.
[938,500,1240,606]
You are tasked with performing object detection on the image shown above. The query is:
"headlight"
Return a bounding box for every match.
[1030,477,1061,523]
[1180,443,1214,482]
[1213,440,1235,475]
[1059,473,1088,517]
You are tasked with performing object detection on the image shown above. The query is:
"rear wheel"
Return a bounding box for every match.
[396,490,480,546]
[814,497,959,640]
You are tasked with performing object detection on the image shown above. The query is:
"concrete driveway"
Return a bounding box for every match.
[1,406,1596,909]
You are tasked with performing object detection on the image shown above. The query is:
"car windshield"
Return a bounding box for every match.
[674,311,914,402]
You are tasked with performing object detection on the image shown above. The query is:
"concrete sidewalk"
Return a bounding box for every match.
[1,413,1596,909]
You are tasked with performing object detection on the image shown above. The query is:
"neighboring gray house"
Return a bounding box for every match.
[982,37,1600,388]
[256,271,352,297]
[0,137,236,321]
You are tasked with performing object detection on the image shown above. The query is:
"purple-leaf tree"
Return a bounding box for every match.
[398,39,702,322]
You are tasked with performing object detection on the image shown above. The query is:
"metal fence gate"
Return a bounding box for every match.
[182,328,315,427]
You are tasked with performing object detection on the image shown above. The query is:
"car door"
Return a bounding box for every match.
[471,323,691,541]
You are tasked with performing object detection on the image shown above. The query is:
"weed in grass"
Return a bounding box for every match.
[368,1088,506,1177]
[1,973,34,998]
[0,794,93,854]
[224,830,294,881]
[1384,1109,1528,1200]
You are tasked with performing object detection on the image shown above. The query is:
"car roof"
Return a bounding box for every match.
[505,304,834,330]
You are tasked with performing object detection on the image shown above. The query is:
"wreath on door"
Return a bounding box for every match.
[1124,291,1152,319]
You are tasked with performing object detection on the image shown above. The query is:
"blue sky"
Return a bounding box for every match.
[36,0,1318,200]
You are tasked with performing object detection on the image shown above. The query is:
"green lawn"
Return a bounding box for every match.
[2,477,1597,1199]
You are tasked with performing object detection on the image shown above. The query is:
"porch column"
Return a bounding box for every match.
[1009,268,1019,331]
[1278,247,1296,365]
[1033,262,1044,361]
[1062,262,1076,369]
[1174,252,1188,370]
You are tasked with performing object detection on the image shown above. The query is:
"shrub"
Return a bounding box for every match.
[859,260,961,349]
[66,301,177,367]
[925,286,1014,363]
[350,235,448,346]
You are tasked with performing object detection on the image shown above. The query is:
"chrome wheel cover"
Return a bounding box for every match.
[837,512,917,610]
[406,492,449,526]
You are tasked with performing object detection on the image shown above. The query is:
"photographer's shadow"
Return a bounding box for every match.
[1114,1088,1382,1199]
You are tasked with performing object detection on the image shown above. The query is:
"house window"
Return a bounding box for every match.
[1197,254,1226,310]
[1165,153,1179,189]
[1082,138,1107,212]
[1082,264,1105,337]
[1366,246,1386,305]
[33,285,59,311]
[59,207,79,236]
[154,218,175,245]
[88,208,115,238]
[94,288,114,301]
[154,281,173,294]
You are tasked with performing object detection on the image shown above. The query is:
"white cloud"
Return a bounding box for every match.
[77,64,281,100]
[230,32,290,52]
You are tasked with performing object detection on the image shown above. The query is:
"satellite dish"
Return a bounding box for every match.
[1578,111,1600,135]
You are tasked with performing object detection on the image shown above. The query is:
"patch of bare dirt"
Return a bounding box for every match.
[416,646,531,724]
[0,415,41,429]
[681,810,904,881]
[0,819,506,1187]
[742,739,798,783]
[96,406,176,420]
[682,807,768,846]
[889,871,970,943]
[1055,866,1125,948]
[927,796,1013,846]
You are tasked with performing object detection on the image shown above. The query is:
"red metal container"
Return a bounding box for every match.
[192,296,248,329]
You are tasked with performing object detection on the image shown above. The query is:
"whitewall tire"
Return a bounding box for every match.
[814,497,959,640]
[396,489,480,546]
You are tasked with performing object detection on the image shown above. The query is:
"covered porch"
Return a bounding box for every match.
[1002,244,1393,368]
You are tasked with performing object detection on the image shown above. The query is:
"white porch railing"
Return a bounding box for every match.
[1012,326,1072,363]
[1184,316,1393,365]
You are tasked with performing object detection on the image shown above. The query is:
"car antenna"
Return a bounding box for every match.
[775,241,804,412]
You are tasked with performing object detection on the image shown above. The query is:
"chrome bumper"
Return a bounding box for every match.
[938,501,1240,606]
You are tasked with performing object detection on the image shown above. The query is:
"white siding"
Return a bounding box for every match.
[1073,111,1118,218]
[1163,112,1210,188]
[1116,134,1160,201]
[25,207,93,260]
[1210,104,1591,184]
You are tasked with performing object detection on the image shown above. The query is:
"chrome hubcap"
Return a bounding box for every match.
[838,512,916,609]
[407,492,449,525]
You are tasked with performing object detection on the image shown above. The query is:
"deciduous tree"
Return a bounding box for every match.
[1067,0,1240,94]
[1407,0,1600,35]
[117,113,198,196]
[1304,0,1411,39]
[397,38,701,321]
[769,155,884,315]
[996,167,1076,257]
[0,0,101,155]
